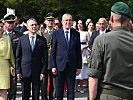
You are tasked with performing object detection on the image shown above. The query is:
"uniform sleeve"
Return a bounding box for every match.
[87,37,104,79]
[16,38,22,74]
[41,37,48,74]
[9,37,15,68]
[50,31,57,68]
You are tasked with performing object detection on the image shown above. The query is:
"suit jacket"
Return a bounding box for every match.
[3,30,23,57]
[50,28,82,71]
[89,29,110,50]
[16,34,48,78]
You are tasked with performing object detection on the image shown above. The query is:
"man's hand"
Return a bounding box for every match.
[52,68,57,75]
[76,69,81,76]
[17,74,22,80]
[40,74,45,80]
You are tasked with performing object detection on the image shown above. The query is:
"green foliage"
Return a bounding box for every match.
[0,0,132,24]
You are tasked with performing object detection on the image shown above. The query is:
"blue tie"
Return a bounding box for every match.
[66,31,69,46]
[31,36,34,51]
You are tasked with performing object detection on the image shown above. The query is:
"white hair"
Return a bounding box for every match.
[62,14,72,21]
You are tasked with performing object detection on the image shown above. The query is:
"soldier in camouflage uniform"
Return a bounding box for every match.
[3,14,23,100]
[40,13,56,100]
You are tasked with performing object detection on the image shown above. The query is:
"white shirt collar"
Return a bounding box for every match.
[100,29,106,35]
[29,33,37,44]
[29,33,37,38]
[63,29,70,33]
[6,30,12,34]
[47,28,53,33]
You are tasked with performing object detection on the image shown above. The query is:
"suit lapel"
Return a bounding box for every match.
[25,34,32,52]
[69,28,74,49]
[60,29,68,49]
[33,34,40,52]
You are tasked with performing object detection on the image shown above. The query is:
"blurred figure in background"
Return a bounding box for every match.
[95,22,99,31]
[75,19,89,94]
[54,19,60,30]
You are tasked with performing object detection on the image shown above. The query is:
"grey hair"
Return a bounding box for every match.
[111,12,128,23]
[27,18,37,26]
[98,17,106,23]
[62,14,72,21]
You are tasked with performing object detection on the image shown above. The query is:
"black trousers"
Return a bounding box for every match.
[21,77,40,100]
[56,63,76,100]
[40,69,56,100]
[8,75,17,100]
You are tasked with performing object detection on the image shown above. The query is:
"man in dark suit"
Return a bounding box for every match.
[16,18,48,100]
[89,18,110,50]
[50,13,82,100]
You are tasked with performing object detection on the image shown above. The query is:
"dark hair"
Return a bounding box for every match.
[23,15,30,23]
[0,20,2,23]
[77,19,87,31]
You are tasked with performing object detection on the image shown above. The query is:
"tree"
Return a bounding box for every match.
[1,0,133,25]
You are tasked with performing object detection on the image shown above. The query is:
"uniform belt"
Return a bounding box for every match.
[99,87,133,100]
[80,42,86,44]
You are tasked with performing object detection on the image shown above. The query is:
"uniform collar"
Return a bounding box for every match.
[112,26,129,31]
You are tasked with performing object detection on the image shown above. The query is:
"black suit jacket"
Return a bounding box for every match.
[16,34,48,78]
[50,28,82,71]
[89,29,110,50]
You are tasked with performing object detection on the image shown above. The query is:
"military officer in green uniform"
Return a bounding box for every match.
[40,12,56,100]
[3,14,23,100]
[87,2,133,100]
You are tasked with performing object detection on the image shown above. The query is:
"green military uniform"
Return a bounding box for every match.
[87,2,133,100]
[41,28,56,100]
[42,28,54,69]
[87,26,133,100]
[40,12,56,100]
[3,14,23,100]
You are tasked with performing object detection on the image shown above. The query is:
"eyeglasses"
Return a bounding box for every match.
[31,24,37,26]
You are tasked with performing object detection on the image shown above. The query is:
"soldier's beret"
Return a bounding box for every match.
[111,2,132,18]
[45,12,55,21]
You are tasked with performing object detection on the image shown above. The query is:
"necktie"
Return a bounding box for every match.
[66,31,69,46]
[31,36,34,51]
